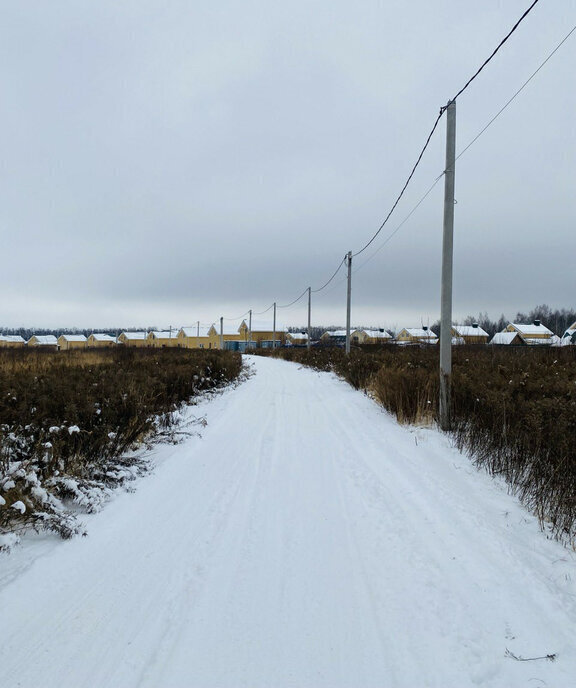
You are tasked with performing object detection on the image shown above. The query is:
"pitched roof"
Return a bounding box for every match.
[287,332,308,341]
[179,326,211,338]
[357,329,392,339]
[148,330,176,339]
[28,335,58,345]
[0,335,25,343]
[509,322,553,336]
[490,332,523,345]
[120,331,147,340]
[58,334,87,342]
[90,333,116,342]
[401,328,438,339]
[452,325,489,338]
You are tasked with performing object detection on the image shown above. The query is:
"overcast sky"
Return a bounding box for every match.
[1,0,574,331]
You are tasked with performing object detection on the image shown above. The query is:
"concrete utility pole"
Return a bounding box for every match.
[219,317,224,351]
[272,302,277,349]
[248,310,252,350]
[196,320,200,349]
[345,251,352,355]
[307,287,311,351]
[439,100,456,431]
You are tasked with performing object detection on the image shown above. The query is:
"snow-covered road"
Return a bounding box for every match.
[1,355,575,687]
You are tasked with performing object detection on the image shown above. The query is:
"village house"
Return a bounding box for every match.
[395,328,438,345]
[352,328,393,345]
[207,323,244,350]
[86,333,117,348]
[27,335,58,350]
[286,332,309,347]
[320,330,348,346]
[243,320,286,348]
[117,332,148,347]
[146,330,178,348]
[504,321,554,345]
[57,334,87,351]
[489,331,526,346]
[561,320,576,346]
[451,324,489,345]
[0,335,26,348]
[177,326,212,349]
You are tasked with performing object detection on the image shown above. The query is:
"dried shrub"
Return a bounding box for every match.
[0,348,242,545]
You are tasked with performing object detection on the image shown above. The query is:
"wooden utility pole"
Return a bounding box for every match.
[439,100,456,431]
[196,320,200,349]
[307,287,311,350]
[248,310,252,350]
[219,317,224,351]
[272,303,277,349]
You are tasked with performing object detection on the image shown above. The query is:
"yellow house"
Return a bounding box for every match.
[244,320,286,348]
[117,332,148,347]
[58,334,87,351]
[352,329,393,345]
[451,324,489,345]
[87,333,117,348]
[396,328,438,345]
[0,335,26,348]
[147,330,179,348]
[207,323,244,350]
[27,335,59,350]
[177,326,212,349]
[286,332,308,347]
[505,321,553,345]
[320,330,348,346]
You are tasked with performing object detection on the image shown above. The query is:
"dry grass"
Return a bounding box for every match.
[0,348,242,542]
[259,345,576,542]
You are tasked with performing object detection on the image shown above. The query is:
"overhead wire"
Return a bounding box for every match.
[351,0,542,260]
[456,23,576,163]
[311,255,347,293]
[277,287,309,309]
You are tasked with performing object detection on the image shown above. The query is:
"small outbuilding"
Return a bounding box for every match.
[0,335,26,348]
[27,335,58,350]
[117,332,148,347]
[489,332,526,346]
[86,333,117,348]
[451,324,489,345]
[58,334,87,351]
[395,328,438,345]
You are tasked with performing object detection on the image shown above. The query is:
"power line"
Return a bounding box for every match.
[354,176,444,274]
[277,287,309,309]
[252,304,274,316]
[456,24,576,163]
[450,0,542,104]
[222,310,250,321]
[351,0,542,260]
[352,109,445,258]
[311,256,347,293]
[353,20,575,274]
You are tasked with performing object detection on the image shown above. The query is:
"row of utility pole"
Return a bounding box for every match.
[216,100,456,428]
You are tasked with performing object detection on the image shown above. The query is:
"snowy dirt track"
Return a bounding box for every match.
[1,355,575,688]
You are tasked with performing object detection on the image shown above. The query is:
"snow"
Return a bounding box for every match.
[509,323,554,336]
[0,356,575,687]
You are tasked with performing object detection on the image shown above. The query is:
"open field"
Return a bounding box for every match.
[260,345,576,543]
[0,348,242,542]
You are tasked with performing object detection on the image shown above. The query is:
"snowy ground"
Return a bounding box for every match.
[0,355,575,688]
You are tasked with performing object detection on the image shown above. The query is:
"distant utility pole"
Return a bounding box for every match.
[307,287,311,351]
[248,310,252,350]
[219,317,224,351]
[272,302,277,349]
[345,251,352,355]
[196,320,200,349]
[439,99,456,431]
